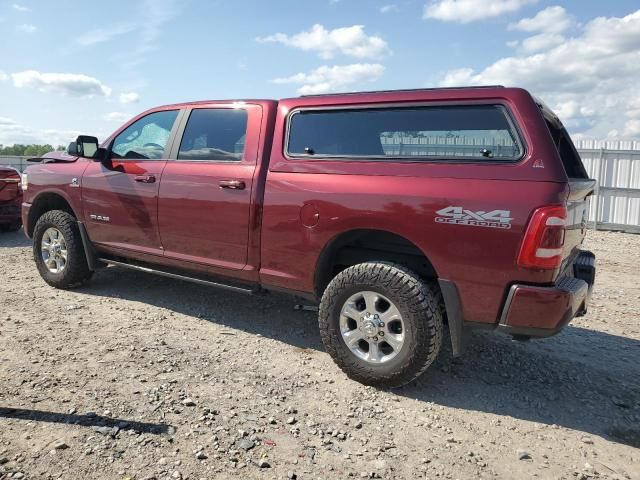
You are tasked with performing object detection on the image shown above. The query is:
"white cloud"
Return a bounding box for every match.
[257,24,390,59]
[12,70,112,97]
[438,9,640,139]
[507,6,573,52]
[104,112,132,123]
[424,0,536,23]
[0,120,86,147]
[624,119,640,137]
[138,0,178,56]
[0,71,8,81]
[0,121,29,145]
[16,23,36,33]
[77,22,135,46]
[111,0,179,67]
[119,92,140,104]
[520,32,564,52]
[273,63,385,95]
[626,97,640,119]
[509,5,573,33]
[380,4,398,13]
[12,3,30,12]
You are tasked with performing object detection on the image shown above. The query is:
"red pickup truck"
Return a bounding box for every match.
[0,165,22,232]
[22,87,596,387]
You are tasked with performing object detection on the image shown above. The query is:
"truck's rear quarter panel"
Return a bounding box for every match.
[261,88,573,324]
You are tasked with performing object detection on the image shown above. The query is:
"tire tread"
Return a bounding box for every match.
[319,261,443,388]
[33,210,92,289]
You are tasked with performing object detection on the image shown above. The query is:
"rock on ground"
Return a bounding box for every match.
[0,229,638,479]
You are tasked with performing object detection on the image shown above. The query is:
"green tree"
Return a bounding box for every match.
[0,144,59,156]
[23,145,40,156]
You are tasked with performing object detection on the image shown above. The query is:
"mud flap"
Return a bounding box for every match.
[438,279,464,357]
[77,220,98,271]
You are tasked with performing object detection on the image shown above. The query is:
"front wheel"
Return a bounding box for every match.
[319,262,443,388]
[33,210,93,289]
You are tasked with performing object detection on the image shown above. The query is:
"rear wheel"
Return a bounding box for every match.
[319,262,443,388]
[33,210,93,289]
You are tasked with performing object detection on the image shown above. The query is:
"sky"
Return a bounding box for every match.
[1,0,639,146]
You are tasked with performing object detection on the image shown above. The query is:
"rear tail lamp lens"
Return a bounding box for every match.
[517,205,567,269]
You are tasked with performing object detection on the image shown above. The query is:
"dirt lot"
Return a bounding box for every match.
[0,229,638,480]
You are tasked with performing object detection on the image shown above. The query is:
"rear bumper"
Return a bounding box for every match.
[497,250,596,338]
[0,198,22,223]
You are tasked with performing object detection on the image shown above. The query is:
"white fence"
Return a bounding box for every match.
[0,156,30,172]
[575,141,640,234]
[3,143,640,233]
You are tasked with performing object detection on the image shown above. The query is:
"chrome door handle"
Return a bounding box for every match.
[134,175,156,183]
[218,180,245,190]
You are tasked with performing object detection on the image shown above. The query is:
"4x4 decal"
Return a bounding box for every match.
[435,206,512,230]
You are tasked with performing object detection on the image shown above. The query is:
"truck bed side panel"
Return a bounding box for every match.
[260,174,566,323]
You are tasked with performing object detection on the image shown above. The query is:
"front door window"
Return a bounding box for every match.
[111,110,179,160]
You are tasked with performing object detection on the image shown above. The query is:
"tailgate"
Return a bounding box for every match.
[563,179,595,267]
[536,99,595,270]
[0,168,21,202]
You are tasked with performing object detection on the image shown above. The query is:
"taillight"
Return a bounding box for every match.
[517,205,567,269]
[0,171,21,186]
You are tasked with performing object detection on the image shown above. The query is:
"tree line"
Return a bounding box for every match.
[0,144,66,157]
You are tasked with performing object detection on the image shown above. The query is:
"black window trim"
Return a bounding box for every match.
[168,106,249,163]
[107,108,185,162]
[283,101,527,164]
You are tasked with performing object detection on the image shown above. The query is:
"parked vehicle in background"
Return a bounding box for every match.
[0,166,22,232]
[21,86,596,387]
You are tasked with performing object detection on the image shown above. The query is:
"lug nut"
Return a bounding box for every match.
[372,336,378,342]
[378,331,384,336]
[379,322,385,327]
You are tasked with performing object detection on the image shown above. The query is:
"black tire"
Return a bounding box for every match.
[33,210,93,289]
[319,262,443,388]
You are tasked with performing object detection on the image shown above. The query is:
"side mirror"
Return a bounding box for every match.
[94,147,109,164]
[71,135,100,158]
[67,141,78,156]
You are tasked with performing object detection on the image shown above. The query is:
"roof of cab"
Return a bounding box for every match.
[296,85,504,98]
[152,99,276,110]
[279,85,529,109]
[151,86,516,110]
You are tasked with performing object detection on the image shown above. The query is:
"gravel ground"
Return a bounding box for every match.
[0,229,638,480]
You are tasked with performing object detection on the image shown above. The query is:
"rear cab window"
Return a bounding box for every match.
[286,104,524,162]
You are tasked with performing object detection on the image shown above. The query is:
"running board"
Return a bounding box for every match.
[98,258,257,295]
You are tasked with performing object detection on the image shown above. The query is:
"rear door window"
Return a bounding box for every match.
[287,105,523,161]
[177,108,248,161]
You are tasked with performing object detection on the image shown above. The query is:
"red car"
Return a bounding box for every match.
[21,87,596,387]
[0,165,22,232]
